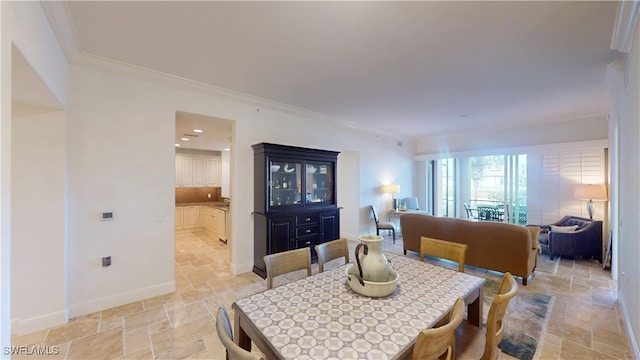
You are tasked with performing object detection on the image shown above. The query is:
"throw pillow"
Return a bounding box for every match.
[550,225,578,233]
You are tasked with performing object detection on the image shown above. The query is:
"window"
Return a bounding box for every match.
[468,154,526,224]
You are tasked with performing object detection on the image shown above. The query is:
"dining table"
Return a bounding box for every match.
[232,253,486,359]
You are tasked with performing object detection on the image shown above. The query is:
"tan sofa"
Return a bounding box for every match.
[400,213,541,285]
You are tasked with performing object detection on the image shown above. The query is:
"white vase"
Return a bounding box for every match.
[355,234,392,282]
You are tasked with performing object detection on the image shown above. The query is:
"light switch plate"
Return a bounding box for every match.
[100,211,115,221]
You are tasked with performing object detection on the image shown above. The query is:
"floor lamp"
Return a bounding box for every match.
[574,184,608,219]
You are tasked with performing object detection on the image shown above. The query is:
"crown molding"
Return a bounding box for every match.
[415,139,609,161]
[611,1,640,53]
[605,59,625,103]
[40,1,80,61]
[39,0,410,142]
[72,52,411,142]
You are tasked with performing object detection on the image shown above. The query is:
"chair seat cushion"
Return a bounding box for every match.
[378,221,395,229]
[550,225,578,233]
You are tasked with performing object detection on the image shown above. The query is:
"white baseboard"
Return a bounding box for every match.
[619,296,640,359]
[68,281,175,318]
[232,260,254,275]
[11,309,68,336]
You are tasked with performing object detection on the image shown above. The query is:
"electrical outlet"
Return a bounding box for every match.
[102,256,112,267]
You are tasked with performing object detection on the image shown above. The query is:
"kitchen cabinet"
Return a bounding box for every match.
[175,155,194,187]
[175,206,184,229]
[200,206,214,234]
[192,157,206,187]
[205,157,220,186]
[186,205,227,243]
[183,206,200,228]
[213,208,227,243]
[175,153,221,187]
[175,206,200,230]
[252,143,340,278]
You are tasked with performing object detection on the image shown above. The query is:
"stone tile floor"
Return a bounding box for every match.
[11,231,634,359]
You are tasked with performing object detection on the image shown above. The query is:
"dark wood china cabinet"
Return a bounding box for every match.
[252,143,340,278]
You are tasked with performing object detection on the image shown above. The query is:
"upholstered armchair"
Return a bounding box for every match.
[530,216,603,262]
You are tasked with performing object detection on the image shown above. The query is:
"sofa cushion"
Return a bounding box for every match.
[562,219,590,228]
[526,226,541,252]
[551,225,578,233]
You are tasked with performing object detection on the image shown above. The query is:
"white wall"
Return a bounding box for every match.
[67,66,178,316]
[610,22,640,358]
[221,149,230,198]
[1,0,69,345]
[337,151,359,240]
[356,140,415,234]
[11,110,67,334]
[0,3,10,349]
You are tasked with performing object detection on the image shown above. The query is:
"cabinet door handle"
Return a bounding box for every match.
[305,229,311,234]
[305,217,311,222]
[304,241,311,245]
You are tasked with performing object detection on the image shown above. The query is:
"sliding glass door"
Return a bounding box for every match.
[441,158,456,217]
[469,154,527,224]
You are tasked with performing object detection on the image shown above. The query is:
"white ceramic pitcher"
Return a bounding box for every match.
[354,234,392,283]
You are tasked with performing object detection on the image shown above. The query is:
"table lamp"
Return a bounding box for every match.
[574,184,607,219]
[383,184,400,210]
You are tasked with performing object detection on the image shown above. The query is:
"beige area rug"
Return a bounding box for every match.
[482,277,553,360]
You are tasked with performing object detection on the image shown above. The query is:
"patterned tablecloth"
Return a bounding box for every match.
[234,253,485,359]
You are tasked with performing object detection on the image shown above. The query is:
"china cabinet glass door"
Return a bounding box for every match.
[269,160,302,208]
[305,161,334,205]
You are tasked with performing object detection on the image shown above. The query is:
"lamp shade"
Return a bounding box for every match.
[383,184,400,194]
[574,184,608,201]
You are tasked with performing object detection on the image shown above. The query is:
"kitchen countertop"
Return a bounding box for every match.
[176,202,229,211]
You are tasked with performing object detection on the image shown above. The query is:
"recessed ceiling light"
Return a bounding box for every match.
[181,137,190,141]
[224,148,230,152]
[193,129,203,133]
[175,143,180,147]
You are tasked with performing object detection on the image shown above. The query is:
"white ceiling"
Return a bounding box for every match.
[175,112,232,151]
[61,1,622,141]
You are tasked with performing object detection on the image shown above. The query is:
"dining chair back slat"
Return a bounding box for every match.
[315,238,350,273]
[216,307,265,360]
[481,272,519,360]
[413,297,465,360]
[264,247,312,289]
[420,236,468,272]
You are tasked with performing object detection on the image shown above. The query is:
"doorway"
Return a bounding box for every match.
[174,112,234,275]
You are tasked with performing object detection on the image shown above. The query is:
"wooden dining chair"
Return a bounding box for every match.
[263,247,312,289]
[420,236,468,272]
[370,205,396,243]
[315,238,350,273]
[413,297,465,360]
[216,307,265,360]
[456,272,519,360]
